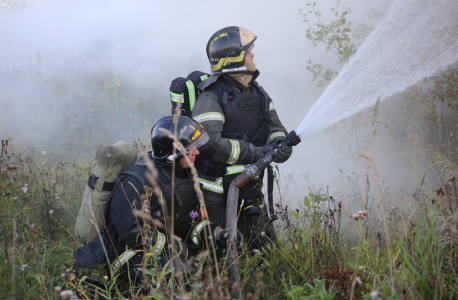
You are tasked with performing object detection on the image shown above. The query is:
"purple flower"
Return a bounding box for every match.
[190,210,199,219]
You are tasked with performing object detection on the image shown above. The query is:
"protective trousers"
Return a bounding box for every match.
[202,189,276,252]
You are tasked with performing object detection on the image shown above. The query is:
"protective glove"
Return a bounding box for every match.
[191,221,242,253]
[252,144,273,162]
[269,137,292,163]
[213,226,243,253]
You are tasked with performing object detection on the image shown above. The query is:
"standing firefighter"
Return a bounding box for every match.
[74,116,241,287]
[192,27,292,251]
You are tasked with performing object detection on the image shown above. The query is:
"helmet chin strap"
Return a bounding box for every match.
[166,150,190,163]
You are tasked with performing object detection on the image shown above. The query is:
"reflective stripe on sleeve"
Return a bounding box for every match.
[269,101,275,111]
[171,92,184,103]
[226,164,245,175]
[110,250,136,274]
[191,220,211,245]
[200,74,208,81]
[194,112,225,123]
[186,80,196,111]
[198,177,223,194]
[268,132,286,143]
[226,139,240,165]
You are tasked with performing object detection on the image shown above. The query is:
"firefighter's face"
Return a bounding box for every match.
[245,50,255,65]
[179,148,199,168]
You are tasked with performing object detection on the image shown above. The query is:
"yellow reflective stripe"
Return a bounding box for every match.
[110,250,136,274]
[149,232,166,254]
[198,177,223,194]
[192,220,210,245]
[224,51,245,65]
[226,164,245,175]
[186,80,196,111]
[268,132,286,143]
[226,139,240,165]
[194,112,225,123]
[212,51,246,71]
[269,101,275,111]
[212,58,225,71]
[200,74,208,81]
[171,92,184,103]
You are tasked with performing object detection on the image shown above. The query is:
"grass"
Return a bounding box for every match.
[1,132,458,300]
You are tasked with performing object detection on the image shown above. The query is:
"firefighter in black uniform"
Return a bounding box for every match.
[102,116,241,284]
[192,27,293,251]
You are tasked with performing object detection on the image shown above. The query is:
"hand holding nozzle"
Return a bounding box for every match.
[233,130,301,189]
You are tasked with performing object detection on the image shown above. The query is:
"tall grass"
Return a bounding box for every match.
[1,130,458,299]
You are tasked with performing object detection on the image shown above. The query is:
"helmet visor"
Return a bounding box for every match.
[183,130,209,152]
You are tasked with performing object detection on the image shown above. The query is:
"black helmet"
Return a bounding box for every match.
[151,116,209,165]
[206,26,257,75]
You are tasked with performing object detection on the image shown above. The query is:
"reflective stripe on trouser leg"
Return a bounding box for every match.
[191,220,211,245]
[110,250,137,274]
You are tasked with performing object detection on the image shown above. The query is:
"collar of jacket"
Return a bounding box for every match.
[222,69,260,92]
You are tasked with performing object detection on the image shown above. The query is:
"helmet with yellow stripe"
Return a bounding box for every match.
[206,26,256,75]
[151,116,209,165]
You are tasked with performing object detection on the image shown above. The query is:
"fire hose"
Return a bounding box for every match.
[225,130,301,299]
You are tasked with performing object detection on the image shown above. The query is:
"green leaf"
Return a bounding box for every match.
[295,227,305,235]
[306,33,312,38]
[291,210,300,219]
[421,171,426,188]
[313,43,317,47]
[304,196,310,206]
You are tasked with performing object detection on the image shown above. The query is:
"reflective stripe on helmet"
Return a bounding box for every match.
[212,51,246,71]
[186,80,196,111]
[269,101,275,111]
[268,132,286,143]
[226,164,245,175]
[194,112,225,123]
[227,139,240,165]
[170,92,184,103]
[191,220,211,245]
[198,177,223,194]
[110,250,136,274]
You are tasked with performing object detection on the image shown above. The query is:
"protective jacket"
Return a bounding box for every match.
[105,152,199,261]
[193,70,287,200]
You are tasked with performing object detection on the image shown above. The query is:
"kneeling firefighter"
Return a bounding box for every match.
[73,116,242,286]
[192,26,293,251]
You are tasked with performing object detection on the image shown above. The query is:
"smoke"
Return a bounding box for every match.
[2,0,416,208]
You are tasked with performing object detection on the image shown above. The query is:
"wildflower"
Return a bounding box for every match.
[253,249,261,255]
[49,210,54,214]
[70,296,79,299]
[55,196,60,199]
[370,291,379,299]
[353,214,360,220]
[22,184,28,194]
[54,286,62,293]
[41,158,51,166]
[14,196,18,199]
[41,150,47,156]
[20,264,29,271]
[190,210,199,219]
[60,290,74,299]
[103,275,108,280]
